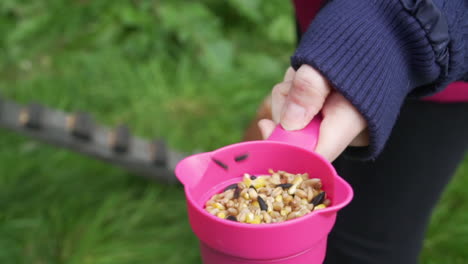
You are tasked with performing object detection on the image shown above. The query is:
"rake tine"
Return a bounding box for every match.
[0,96,191,184]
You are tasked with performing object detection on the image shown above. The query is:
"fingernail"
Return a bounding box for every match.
[281,102,307,130]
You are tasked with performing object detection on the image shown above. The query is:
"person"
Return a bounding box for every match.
[244,0,468,263]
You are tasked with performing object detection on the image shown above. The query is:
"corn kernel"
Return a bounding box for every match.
[314,204,326,210]
[292,176,303,185]
[280,209,288,216]
[275,195,283,202]
[253,177,267,189]
[217,212,226,218]
[243,174,252,187]
[252,201,260,208]
[242,192,250,200]
[213,202,225,210]
[251,215,262,224]
[245,212,255,223]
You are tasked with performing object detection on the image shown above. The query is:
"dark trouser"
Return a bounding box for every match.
[324,100,468,264]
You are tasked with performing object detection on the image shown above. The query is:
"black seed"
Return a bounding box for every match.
[223,183,238,192]
[250,175,257,180]
[233,187,240,199]
[311,191,326,205]
[234,153,249,162]
[258,196,268,211]
[276,183,293,189]
[212,158,228,170]
[226,215,238,222]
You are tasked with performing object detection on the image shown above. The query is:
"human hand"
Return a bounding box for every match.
[258,65,369,162]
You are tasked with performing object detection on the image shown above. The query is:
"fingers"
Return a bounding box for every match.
[267,65,369,161]
[315,92,368,161]
[283,67,295,82]
[269,67,296,123]
[271,81,291,123]
[280,65,331,131]
[258,119,276,139]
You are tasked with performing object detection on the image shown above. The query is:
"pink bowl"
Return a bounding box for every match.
[175,116,353,264]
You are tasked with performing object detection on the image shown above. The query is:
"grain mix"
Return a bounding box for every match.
[205,169,330,224]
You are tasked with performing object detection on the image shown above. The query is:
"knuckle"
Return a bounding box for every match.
[292,74,314,94]
[293,66,330,99]
[288,84,326,112]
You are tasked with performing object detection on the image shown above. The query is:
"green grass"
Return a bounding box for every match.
[0,1,467,263]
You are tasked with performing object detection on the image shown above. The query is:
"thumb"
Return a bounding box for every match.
[280,65,331,131]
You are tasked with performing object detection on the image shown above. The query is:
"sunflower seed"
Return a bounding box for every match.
[226,215,238,221]
[233,187,240,199]
[234,153,249,162]
[224,183,238,192]
[212,158,228,170]
[311,191,326,205]
[276,183,293,189]
[258,196,268,211]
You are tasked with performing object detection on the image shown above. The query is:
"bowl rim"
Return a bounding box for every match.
[183,140,354,229]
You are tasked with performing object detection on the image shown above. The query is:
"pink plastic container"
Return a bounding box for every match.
[175,116,353,264]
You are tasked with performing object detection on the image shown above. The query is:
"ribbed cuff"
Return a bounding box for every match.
[291,0,442,159]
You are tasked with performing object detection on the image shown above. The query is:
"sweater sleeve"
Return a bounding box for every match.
[290,0,468,159]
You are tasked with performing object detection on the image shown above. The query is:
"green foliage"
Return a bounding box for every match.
[0,0,294,72]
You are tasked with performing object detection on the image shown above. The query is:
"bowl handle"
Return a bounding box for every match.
[267,114,322,151]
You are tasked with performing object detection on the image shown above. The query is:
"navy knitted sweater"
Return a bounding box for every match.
[290,0,468,159]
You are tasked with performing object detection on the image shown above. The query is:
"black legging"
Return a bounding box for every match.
[324,99,468,264]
